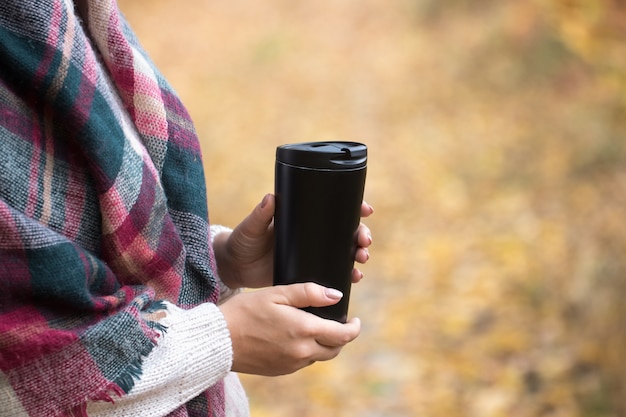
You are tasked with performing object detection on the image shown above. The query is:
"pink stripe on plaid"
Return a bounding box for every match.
[105,7,136,113]
[46,0,63,53]
[109,166,157,249]
[104,9,172,145]
[133,71,166,101]
[108,229,184,302]
[99,184,132,234]
[82,31,99,85]
[110,229,185,303]
[128,60,171,143]
[0,201,22,248]
[134,107,169,138]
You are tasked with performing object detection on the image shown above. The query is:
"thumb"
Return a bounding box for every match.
[276,283,344,309]
[236,193,275,238]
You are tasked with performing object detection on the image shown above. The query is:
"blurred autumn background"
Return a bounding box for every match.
[118,0,626,415]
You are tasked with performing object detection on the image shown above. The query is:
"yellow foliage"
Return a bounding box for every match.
[120,0,626,415]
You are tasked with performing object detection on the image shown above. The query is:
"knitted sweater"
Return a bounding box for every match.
[0,0,248,415]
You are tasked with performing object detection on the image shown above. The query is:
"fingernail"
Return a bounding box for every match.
[260,194,270,208]
[364,248,370,261]
[367,233,372,245]
[325,288,343,300]
[368,204,374,214]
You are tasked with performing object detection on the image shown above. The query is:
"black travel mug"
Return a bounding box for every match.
[273,141,367,323]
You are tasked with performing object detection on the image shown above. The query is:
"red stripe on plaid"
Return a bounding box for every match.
[8,338,112,417]
[0,306,78,370]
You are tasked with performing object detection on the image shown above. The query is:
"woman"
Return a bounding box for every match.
[0,1,373,416]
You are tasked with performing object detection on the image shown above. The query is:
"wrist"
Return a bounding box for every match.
[212,230,243,289]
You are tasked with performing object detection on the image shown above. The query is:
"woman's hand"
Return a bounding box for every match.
[213,193,374,290]
[219,282,361,376]
[213,194,275,289]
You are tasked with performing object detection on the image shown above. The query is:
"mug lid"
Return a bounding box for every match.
[276,141,367,170]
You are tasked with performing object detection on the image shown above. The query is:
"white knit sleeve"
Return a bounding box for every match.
[86,301,245,417]
[209,224,241,302]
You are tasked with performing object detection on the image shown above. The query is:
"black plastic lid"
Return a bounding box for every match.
[276,141,367,170]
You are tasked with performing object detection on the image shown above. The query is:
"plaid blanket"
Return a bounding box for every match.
[0,0,225,415]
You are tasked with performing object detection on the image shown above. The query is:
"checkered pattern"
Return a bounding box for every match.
[0,0,225,415]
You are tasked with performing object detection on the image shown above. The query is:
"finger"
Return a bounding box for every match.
[354,247,370,264]
[274,282,344,309]
[314,346,343,362]
[236,193,275,238]
[356,223,372,248]
[360,201,374,218]
[351,268,364,283]
[315,317,361,348]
